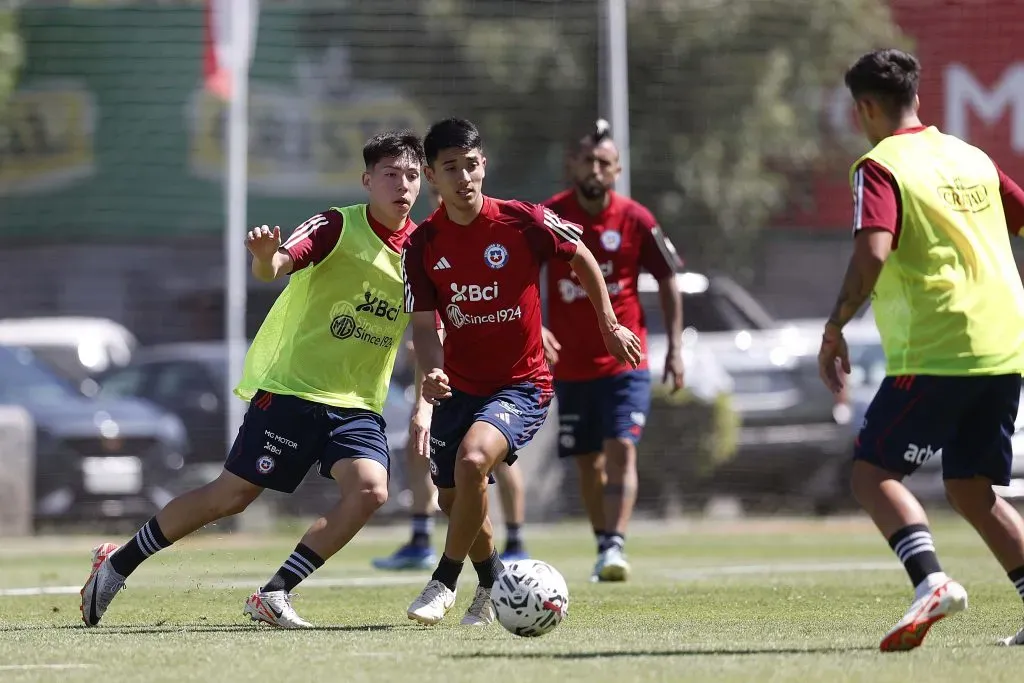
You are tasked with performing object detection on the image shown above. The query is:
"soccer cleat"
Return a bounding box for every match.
[592,546,631,583]
[879,579,968,652]
[243,589,313,629]
[80,542,126,627]
[997,625,1024,646]
[460,585,496,626]
[371,543,437,571]
[499,548,529,563]
[407,579,456,625]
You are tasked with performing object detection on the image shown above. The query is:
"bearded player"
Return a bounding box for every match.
[542,120,683,582]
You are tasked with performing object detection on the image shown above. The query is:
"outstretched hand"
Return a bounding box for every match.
[245,225,282,261]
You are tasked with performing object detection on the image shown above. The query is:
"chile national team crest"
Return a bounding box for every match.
[484,243,509,269]
[600,229,622,252]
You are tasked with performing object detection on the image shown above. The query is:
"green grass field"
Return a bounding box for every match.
[1,515,1022,682]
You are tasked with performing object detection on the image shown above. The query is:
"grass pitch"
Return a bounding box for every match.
[1,515,1023,682]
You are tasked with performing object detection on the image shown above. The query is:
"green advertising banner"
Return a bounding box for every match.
[0,4,429,238]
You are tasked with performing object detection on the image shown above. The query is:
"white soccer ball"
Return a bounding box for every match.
[491,559,570,637]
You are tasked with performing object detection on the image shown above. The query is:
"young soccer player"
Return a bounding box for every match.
[818,49,1024,651]
[542,120,683,582]
[402,118,642,625]
[80,131,426,629]
[372,187,531,571]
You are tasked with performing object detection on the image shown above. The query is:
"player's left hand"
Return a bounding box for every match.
[818,324,851,394]
[409,404,432,459]
[602,324,643,368]
[663,348,685,393]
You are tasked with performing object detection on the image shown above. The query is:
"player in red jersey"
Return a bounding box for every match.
[402,118,641,625]
[373,186,531,571]
[543,120,683,582]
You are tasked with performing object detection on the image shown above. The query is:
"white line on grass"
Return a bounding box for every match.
[0,665,94,671]
[0,574,430,598]
[662,560,900,580]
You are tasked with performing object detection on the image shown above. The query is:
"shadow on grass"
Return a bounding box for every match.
[0,623,397,634]
[452,645,879,659]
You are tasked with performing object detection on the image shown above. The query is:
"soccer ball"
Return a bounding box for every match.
[491,559,570,637]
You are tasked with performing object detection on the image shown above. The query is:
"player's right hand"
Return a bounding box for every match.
[245,224,282,261]
[422,368,452,405]
[541,326,561,366]
[602,324,643,368]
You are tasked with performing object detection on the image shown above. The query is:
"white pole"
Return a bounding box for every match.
[224,0,251,451]
[606,0,631,197]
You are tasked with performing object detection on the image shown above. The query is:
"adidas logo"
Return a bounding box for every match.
[495,412,511,425]
[433,257,452,271]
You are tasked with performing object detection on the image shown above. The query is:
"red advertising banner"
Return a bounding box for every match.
[781,0,1024,231]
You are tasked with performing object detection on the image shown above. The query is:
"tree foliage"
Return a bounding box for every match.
[0,8,22,116]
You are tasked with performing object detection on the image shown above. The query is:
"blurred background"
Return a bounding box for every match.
[1,0,1023,535]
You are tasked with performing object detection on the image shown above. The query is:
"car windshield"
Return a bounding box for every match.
[0,345,78,404]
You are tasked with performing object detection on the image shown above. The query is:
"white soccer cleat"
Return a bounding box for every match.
[879,579,968,652]
[80,543,126,627]
[997,625,1024,646]
[243,589,313,629]
[592,546,631,583]
[460,585,496,626]
[407,579,456,625]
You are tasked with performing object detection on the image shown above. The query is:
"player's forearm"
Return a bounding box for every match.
[411,322,445,373]
[570,246,618,333]
[657,281,683,351]
[827,253,883,329]
[250,252,292,282]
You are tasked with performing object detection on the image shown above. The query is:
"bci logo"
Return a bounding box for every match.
[450,282,499,302]
[355,290,400,321]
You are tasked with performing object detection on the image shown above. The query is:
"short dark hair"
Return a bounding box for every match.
[424,118,482,166]
[844,49,921,116]
[362,130,425,170]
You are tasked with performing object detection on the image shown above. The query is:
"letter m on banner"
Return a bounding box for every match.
[204,0,260,101]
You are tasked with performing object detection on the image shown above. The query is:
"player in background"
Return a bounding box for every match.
[80,132,426,629]
[373,187,530,571]
[402,118,641,626]
[542,120,683,582]
[818,49,1024,651]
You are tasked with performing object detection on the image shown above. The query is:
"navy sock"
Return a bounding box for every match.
[431,554,464,592]
[263,543,325,593]
[888,524,943,587]
[1009,565,1024,602]
[504,524,523,554]
[410,514,433,548]
[108,517,171,578]
[473,550,505,588]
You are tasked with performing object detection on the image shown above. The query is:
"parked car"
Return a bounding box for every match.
[0,317,138,395]
[0,344,189,525]
[640,272,852,508]
[93,342,416,514]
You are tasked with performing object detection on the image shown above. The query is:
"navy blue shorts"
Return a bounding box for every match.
[854,374,1021,484]
[225,390,390,493]
[429,382,551,489]
[554,370,652,458]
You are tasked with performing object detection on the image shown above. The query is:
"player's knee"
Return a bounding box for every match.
[211,473,261,516]
[575,453,604,479]
[455,450,490,486]
[604,438,637,468]
[356,482,389,513]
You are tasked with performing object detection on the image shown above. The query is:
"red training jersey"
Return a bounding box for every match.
[543,190,680,381]
[402,196,580,396]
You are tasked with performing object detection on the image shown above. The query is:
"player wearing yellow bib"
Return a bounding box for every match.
[818,50,1024,651]
[80,132,428,629]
